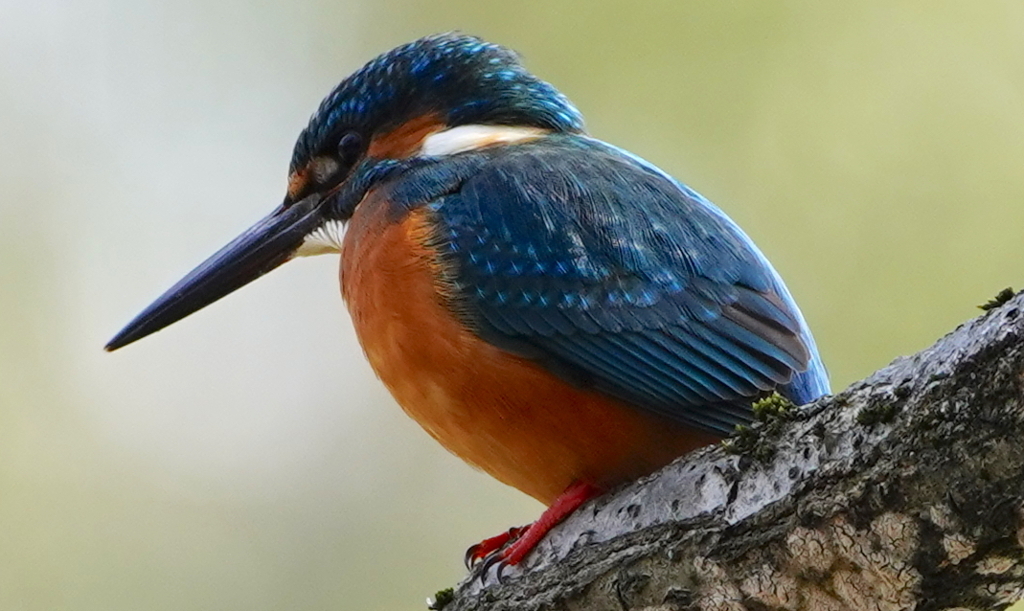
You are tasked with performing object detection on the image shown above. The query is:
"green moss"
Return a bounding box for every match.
[751,393,796,422]
[722,424,756,454]
[979,287,1015,311]
[856,402,897,426]
[428,588,454,611]
[722,393,796,462]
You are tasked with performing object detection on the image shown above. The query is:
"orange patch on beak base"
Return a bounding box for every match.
[368,113,446,159]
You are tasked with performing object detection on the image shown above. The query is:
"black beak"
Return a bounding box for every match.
[105,193,326,351]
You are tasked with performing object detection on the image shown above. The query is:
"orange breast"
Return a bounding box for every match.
[340,194,718,505]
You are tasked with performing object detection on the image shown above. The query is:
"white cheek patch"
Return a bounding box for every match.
[296,219,347,257]
[420,124,548,157]
[294,126,545,256]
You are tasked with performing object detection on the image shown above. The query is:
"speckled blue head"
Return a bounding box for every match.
[289,33,585,174]
[108,34,590,350]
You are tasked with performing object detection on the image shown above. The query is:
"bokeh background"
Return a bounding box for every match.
[2,1,1023,609]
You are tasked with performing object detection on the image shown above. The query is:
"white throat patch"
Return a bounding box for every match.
[295,219,346,257]
[420,124,547,157]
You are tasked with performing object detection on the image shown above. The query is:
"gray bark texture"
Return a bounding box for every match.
[437,291,1024,611]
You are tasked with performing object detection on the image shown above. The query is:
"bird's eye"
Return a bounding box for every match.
[337,132,364,166]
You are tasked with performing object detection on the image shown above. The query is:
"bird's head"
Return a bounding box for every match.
[106,33,583,351]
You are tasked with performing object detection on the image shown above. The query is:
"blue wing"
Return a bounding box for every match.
[397,135,828,435]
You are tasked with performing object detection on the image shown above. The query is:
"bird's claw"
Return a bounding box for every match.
[464,525,527,570]
[478,550,511,583]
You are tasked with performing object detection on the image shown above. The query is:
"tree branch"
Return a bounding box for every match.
[439,291,1024,611]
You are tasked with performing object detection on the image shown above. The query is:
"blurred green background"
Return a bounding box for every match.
[2,1,1023,609]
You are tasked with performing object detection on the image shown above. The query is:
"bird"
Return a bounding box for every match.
[106,33,829,572]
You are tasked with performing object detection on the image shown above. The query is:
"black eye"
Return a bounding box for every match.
[337,132,363,166]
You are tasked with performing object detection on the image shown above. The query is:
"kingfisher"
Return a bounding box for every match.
[106,33,829,571]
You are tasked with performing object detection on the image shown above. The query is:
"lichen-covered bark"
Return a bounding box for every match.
[437,292,1024,611]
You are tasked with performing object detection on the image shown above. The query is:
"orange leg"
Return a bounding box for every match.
[469,481,603,574]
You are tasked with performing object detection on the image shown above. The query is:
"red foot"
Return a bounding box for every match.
[470,481,603,575]
[464,526,527,569]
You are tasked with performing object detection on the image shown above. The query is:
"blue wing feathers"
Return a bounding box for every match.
[609,334,739,402]
[574,334,709,405]
[400,134,829,435]
[633,332,762,398]
[597,334,719,404]
[535,336,697,406]
[663,326,781,390]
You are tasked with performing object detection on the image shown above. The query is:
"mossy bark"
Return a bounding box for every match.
[438,291,1024,611]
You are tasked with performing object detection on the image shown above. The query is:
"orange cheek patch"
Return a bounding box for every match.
[287,168,309,200]
[367,113,446,158]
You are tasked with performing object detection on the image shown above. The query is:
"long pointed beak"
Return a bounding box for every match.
[105,193,325,351]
